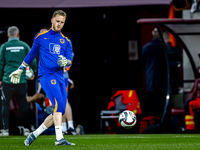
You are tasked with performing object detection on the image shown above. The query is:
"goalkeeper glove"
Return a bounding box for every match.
[9,63,26,84]
[57,55,71,67]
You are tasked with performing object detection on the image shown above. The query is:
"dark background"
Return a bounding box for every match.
[0,5,171,133]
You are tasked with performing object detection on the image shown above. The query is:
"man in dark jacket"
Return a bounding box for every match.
[141,28,167,118]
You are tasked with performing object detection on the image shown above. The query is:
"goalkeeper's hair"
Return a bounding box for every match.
[52,10,67,19]
[7,26,19,37]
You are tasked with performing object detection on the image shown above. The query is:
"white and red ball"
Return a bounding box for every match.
[26,67,34,80]
[118,110,137,129]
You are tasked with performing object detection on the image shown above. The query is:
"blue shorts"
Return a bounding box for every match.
[40,73,67,115]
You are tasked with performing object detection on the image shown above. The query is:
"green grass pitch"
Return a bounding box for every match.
[0,134,200,150]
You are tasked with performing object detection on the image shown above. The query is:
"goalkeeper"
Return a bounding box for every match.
[9,10,74,146]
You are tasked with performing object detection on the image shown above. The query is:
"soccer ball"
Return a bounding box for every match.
[118,110,137,129]
[26,67,34,80]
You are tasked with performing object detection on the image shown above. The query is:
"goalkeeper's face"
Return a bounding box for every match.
[51,14,66,32]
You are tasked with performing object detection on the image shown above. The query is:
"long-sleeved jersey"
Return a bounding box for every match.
[24,29,73,79]
[0,37,37,84]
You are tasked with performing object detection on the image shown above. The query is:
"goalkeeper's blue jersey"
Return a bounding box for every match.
[24,29,73,79]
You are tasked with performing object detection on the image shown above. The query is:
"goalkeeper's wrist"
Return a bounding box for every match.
[18,61,28,70]
[66,60,72,66]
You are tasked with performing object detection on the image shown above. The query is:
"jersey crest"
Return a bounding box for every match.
[60,39,65,44]
[51,79,56,85]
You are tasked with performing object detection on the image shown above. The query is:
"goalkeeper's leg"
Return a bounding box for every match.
[39,74,66,142]
[26,73,74,146]
[35,114,54,137]
[24,114,53,146]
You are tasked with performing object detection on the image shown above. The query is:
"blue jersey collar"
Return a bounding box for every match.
[49,29,61,35]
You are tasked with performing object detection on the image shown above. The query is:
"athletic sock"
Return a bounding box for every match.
[55,126,64,141]
[33,123,47,138]
[62,122,67,132]
[68,121,74,129]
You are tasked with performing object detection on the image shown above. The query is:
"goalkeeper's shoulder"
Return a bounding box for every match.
[60,33,72,45]
[35,30,49,40]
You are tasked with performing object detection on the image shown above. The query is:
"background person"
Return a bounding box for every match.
[141,28,167,118]
[62,67,76,135]
[0,26,37,136]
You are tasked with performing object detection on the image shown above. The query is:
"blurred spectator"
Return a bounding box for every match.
[172,0,192,11]
[141,28,167,118]
[0,26,37,136]
[62,68,76,135]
